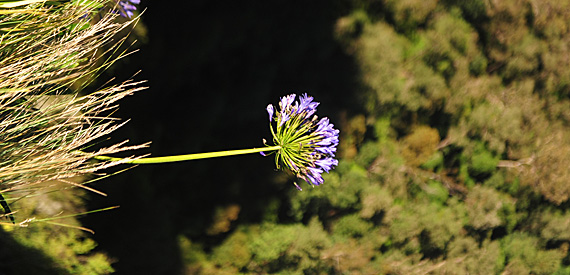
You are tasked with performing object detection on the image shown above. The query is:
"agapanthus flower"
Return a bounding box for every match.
[265,93,339,190]
[116,0,140,18]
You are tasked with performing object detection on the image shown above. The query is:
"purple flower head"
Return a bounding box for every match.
[293,182,303,191]
[266,104,274,122]
[279,112,290,127]
[316,117,337,135]
[116,0,140,18]
[315,157,338,173]
[265,93,339,189]
[306,167,325,185]
[297,93,319,117]
[288,160,299,172]
[279,94,296,111]
[315,135,339,147]
[315,145,337,157]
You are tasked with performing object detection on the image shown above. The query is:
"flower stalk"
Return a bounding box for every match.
[92,93,339,190]
[93,145,282,164]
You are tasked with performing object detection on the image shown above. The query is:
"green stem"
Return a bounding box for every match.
[93,145,282,164]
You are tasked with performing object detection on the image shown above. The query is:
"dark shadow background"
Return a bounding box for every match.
[82,1,361,273]
[0,230,68,275]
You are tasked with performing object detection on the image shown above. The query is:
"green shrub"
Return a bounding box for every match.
[333,214,373,238]
[502,233,564,275]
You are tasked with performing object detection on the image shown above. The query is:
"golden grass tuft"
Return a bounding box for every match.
[0,0,146,222]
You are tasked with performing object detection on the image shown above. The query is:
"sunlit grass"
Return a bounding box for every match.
[0,0,145,224]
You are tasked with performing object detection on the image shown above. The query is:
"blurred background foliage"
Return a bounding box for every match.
[7,0,570,274]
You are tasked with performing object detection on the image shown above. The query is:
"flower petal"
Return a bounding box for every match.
[266,104,274,122]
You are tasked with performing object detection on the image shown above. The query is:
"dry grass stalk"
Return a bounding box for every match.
[0,0,146,220]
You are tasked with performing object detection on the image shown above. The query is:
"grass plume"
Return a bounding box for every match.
[0,0,146,222]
